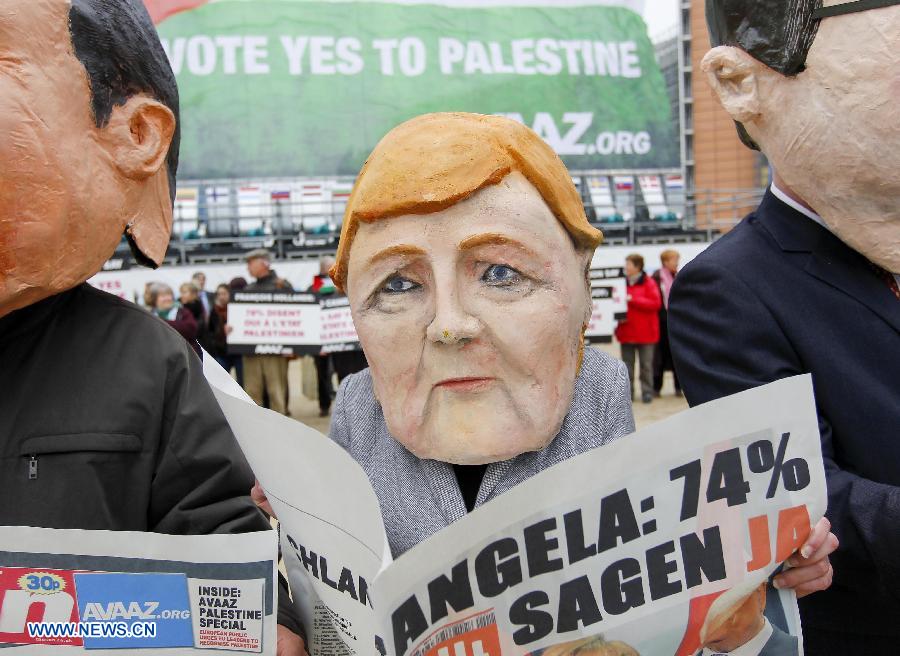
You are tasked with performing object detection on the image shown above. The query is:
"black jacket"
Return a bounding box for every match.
[0,284,303,636]
[668,191,900,644]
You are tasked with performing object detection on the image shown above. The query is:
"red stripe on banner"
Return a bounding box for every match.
[143,0,209,24]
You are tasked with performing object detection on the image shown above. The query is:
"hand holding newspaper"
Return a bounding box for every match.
[204,356,826,656]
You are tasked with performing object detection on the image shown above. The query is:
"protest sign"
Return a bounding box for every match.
[0,528,277,654]
[148,0,678,179]
[227,293,361,355]
[204,352,824,656]
[319,297,362,354]
[586,267,628,341]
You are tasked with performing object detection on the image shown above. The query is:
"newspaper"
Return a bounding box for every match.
[204,356,825,656]
[203,357,390,656]
[0,528,277,654]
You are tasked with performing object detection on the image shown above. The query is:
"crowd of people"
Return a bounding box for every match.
[615,249,681,403]
[140,247,682,413]
[139,250,367,418]
[142,272,244,365]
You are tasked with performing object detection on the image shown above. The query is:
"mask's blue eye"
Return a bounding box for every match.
[482,264,521,285]
[381,275,418,294]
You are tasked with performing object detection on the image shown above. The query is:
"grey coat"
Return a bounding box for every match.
[329,347,635,558]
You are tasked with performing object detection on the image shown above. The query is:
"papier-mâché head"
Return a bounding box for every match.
[337,113,602,464]
[704,0,900,271]
[0,0,179,318]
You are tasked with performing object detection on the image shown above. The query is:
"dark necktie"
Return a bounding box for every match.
[869,262,900,301]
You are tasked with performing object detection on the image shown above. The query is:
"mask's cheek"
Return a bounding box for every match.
[356,310,429,443]
[376,372,431,456]
[0,94,72,284]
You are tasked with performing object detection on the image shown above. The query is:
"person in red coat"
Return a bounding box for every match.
[615,253,661,403]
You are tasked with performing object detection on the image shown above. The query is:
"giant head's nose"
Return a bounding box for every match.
[425,285,483,346]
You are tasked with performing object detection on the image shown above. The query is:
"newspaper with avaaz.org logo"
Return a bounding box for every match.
[203,355,826,656]
[0,528,278,654]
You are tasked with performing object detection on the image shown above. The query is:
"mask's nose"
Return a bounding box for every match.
[425,284,483,346]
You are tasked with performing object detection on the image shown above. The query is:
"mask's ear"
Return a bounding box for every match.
[99,95,176,267]
[701,46,763,124]
[581,250,594,326]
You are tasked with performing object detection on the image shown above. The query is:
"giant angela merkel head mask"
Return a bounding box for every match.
[332,113,603,465]
[0,0,179,318]
[703,0,900,272]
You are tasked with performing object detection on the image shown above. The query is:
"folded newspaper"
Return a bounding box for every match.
[204,356,826,656]
[0,528,277,654]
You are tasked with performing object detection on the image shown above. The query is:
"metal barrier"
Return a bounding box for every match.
[113,178,768,266]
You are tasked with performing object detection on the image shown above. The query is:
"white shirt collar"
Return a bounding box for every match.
[700,619,774,656]
[769,182,828,230]
[771,182,900,282]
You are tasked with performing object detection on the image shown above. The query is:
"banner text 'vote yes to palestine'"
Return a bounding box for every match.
[155,0,679,178]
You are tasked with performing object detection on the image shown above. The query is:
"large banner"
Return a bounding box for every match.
[147,0,679,178]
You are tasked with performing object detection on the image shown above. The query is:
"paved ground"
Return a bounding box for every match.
[283,342,687,436]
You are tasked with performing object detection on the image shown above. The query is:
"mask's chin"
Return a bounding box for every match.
[0,271,64,318]
[404,430,557,466]
[785,172,900,271]
[814,203,900,272]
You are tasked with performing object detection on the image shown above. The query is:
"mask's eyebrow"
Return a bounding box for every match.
[364,244,427,270]
[457,232,540,259]
[814,0,900,19]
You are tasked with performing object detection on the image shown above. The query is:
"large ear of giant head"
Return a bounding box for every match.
[0,0,178,318]
[330,113,602,465]
[102,95,177,267]
[701,0,822,150]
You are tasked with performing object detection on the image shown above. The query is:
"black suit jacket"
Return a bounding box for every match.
[668,190,900,638]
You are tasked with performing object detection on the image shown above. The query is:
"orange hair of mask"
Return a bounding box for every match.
[330,112,603,292]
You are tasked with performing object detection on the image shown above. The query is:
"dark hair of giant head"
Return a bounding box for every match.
[706,0,821,149]
[68,0,180,205]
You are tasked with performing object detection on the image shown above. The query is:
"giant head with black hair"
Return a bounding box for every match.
[707,0,821,77]
[706,0,821,150]
[702,0,900,271]
[0,0,178,318]
[70,0,180,208]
